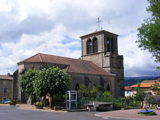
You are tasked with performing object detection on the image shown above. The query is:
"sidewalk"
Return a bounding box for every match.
[0,104,66,112]
[95,109,160,120]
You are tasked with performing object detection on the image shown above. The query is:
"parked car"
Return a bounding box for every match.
[1,98,11,104]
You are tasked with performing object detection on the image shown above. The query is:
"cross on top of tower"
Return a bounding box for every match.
[96,17,102,30]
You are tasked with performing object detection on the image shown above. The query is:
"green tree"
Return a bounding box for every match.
[33,67,71,108]
[134,85,145,108]
[20,69,39,96]
[137,0,160,62]
[79,85,90,103]
[151,82,160,95]
[90,85,99,100]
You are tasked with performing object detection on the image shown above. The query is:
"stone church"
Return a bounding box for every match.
[13,30,124,101]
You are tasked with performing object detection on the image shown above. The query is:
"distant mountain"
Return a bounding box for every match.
[124,76,160,86]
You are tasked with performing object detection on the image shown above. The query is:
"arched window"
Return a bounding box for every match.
[84,76,90,87]
[99,77,105,91]
[86,39,92,54]
[104,37,110,52]
[111,37,114,53]
[93,37,98,53]
[75,83,79,90]
[107,84,110,91]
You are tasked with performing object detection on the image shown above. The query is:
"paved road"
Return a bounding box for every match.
[0,106,146,120]
[0,106,105,120]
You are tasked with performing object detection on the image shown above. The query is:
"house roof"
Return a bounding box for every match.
[0,75,13,80]
[18,53,113,76]
[131,79,160,88]
[124,86,132,91]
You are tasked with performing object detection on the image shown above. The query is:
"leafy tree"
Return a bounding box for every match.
[79,84,90,103]
[20,69,39,96]
[151,82,160,95]
[33,70,46,98]
[134,85,145,108]
[90,85,99,100]
[137,0,160,62]
[33,67,71,108]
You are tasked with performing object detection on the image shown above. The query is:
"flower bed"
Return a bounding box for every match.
[138,109,157,116]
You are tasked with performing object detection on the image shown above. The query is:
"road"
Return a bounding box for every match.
[0,106,104,120]
[0,106,145,120]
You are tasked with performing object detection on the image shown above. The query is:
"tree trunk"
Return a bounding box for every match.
[48,96,52,109]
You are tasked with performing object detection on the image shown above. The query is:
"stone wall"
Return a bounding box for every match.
[0,79,13,100]
[69,73,116,97]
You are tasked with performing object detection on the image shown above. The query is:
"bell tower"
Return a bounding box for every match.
[80,30,124,96]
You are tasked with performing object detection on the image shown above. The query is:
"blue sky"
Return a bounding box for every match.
[0,0,159,77]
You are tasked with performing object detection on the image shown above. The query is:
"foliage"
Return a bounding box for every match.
[102,91,112,97]
[79,84,106,102]
[35,102,43,109]
[151,82,160,95]
[20,67,71,108]
[20,69,39,96]
[78,84,142,109]
[112,97,140,110]
[137,0,160,62]
[134,86,145,102]
[9,100,17,106]
[90,85,101,100]
[78,85,90,103]
[34,67,71,97]
[33,67,71,108]
[35,101,43,106]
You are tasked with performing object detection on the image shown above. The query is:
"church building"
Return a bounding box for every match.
[13,30,124,101]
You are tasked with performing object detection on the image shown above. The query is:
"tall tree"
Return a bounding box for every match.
[20,69,39,96]
[151,82,160,95]
[33,67,71,108]
[134,84,145,108]
[137,0,160,62]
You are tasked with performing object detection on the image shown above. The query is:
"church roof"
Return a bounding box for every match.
[0,75,13,80]
[18,53,112,76]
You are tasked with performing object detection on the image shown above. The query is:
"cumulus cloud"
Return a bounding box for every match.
[0,0,159,77]
[119,32,160,77]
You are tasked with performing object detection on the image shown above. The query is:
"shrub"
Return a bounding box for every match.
[9,100,17,106]
[35,102,43,109]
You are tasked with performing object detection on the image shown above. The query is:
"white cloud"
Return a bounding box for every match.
[119,32,160,77]
[0,0,159,77]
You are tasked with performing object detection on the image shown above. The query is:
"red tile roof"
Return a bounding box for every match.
[18,53,112,76]
[0,75,13,80]
[131,79,160,88]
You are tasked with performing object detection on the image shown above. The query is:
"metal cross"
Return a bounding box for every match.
[96,17,101,30]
